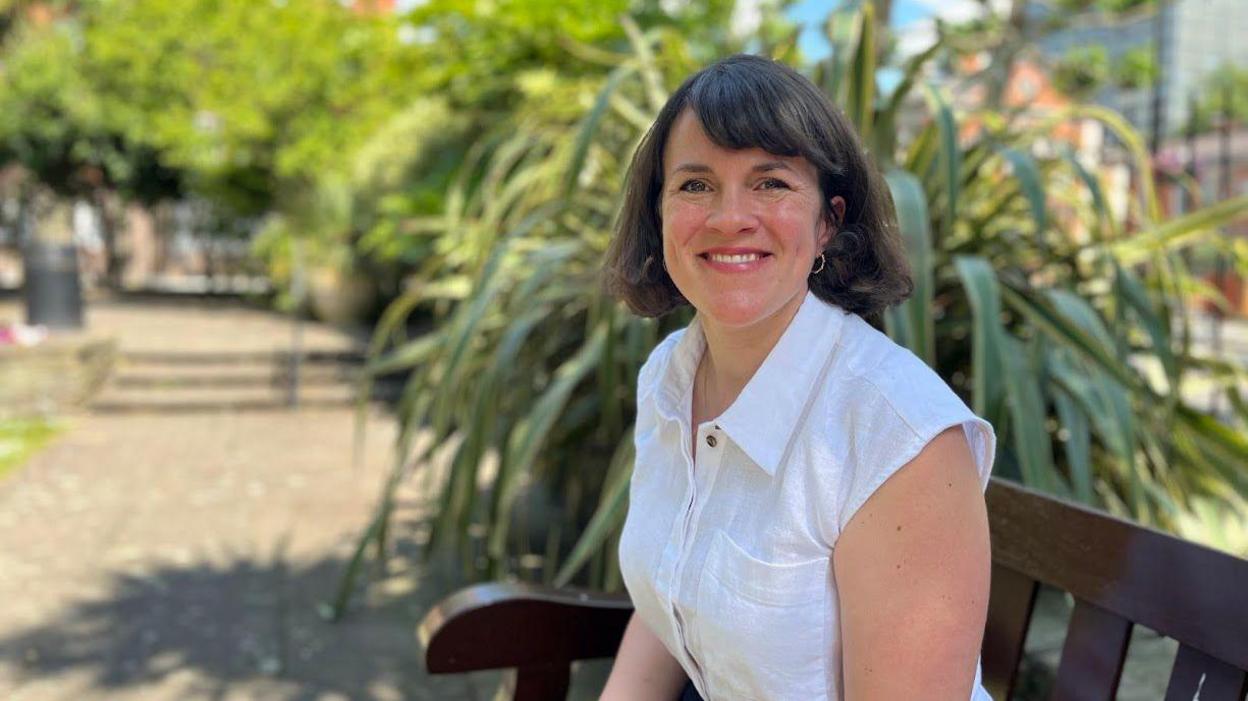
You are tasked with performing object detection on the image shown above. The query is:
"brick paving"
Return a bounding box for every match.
[0,296,504,700]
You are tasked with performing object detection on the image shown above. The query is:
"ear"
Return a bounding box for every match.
[819,195,847,249]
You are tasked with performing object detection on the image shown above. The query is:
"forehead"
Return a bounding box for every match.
[662,108,816,178]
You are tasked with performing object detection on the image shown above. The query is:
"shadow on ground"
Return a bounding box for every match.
[0,533,499,700]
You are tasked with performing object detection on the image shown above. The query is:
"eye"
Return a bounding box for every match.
[758,178,790,190]
[678,179,709,193]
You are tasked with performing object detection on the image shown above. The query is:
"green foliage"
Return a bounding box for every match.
[256,0,746,294]
[1114,44,1156,90]
[1,0,435,234]
[1096,0,1155,12]
[330,1,1248,614]
[1,0,746,284]
[0,18,180,201]
[1053,0,1156,13]
[1187,64,1248,133]
[400,0,731,107]
[0,418,60,482]
[75,0,424,215]
[1053,45,1110,97]
[345,0,743,265]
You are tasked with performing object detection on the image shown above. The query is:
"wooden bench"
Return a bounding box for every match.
[417,477,1248,700]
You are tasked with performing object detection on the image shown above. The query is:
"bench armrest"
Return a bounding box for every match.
[419,581,634,674]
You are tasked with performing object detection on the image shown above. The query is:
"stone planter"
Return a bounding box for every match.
[0,336,117,418]
[307,267,376,327]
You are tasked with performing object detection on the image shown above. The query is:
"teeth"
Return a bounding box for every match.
[707,253,763,264]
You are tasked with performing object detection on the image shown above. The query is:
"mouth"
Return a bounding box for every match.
[701,252,769,263]
[697,249,772,271]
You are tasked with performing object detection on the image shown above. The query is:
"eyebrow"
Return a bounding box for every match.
[670,160,795,175]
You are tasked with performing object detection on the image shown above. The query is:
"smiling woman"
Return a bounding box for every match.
[600,55,996,701]
[603,55,911,322]
[660,114,833,334]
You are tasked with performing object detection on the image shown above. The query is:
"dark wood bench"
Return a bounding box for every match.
[417,477,1248,700]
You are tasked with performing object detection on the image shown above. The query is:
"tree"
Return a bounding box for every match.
[75,0,425,217]
[0,16,182,283]
[1052,45,1111,98]
[2,0,438,286]
[1113,44,1156,90]
[1186,64,1248,133]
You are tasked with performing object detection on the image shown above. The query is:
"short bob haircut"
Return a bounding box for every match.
[603,54,913,319]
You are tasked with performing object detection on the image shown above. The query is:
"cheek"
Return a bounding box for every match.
[769,206,822,251]
[661,200,705,245]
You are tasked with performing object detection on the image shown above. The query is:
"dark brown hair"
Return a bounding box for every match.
[602,54,913,318]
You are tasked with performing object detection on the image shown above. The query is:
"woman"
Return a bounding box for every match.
[599,55,996,701]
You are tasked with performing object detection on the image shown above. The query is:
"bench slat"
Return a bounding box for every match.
[986,481,1248,671]
[1050,599,1132,701]
[981,563,1039,701]
[1164,644,1248,701]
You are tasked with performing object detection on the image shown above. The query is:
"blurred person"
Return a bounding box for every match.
[600,55,996,701]
[72,199,107,288]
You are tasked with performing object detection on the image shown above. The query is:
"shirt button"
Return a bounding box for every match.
[706,435,717,448]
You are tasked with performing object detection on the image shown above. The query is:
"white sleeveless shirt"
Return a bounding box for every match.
[618,291,997,700]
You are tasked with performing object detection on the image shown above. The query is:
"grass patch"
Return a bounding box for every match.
[0,418,61,482]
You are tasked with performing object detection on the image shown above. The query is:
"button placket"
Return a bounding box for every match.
[670,421,720,693]
[674,423,730,694]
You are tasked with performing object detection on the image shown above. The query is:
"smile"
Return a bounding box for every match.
[697,250,772,271]
[706,252,765,263]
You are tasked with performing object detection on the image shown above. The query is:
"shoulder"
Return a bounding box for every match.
[814,315,997,535]
[831,315,976,441]
[636,327,686,403]
[809,314,971,469]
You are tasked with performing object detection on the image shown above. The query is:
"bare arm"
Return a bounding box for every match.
[833,426,992,700]
[599,611,689,701]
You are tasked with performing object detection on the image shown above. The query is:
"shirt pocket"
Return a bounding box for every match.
[694,530,830,700]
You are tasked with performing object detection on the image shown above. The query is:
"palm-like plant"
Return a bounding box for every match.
[823,5,1248,524]
[330,2,1248,617]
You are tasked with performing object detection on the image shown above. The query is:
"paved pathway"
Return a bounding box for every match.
[0,296,505,700]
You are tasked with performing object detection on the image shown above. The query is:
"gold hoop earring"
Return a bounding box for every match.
[811,253,826,275]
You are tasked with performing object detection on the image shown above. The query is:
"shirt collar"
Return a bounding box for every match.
[654,290,848,476]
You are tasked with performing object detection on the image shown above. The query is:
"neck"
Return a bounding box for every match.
[698,290,807,404]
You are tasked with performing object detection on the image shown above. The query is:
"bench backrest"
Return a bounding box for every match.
[982,479,1248,700]
[421,477,1248,700]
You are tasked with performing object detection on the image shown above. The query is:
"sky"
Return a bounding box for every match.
[787,0,996,60]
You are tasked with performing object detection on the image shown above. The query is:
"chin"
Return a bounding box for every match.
[695,290,790,330]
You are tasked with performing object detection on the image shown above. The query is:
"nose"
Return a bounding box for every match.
[704,188,759,236]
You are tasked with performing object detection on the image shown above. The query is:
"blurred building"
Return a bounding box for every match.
[1156,127,1248,213]
[1156,125,1248,314]
[1035,0,1248,139]
[900,7,1247,313]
